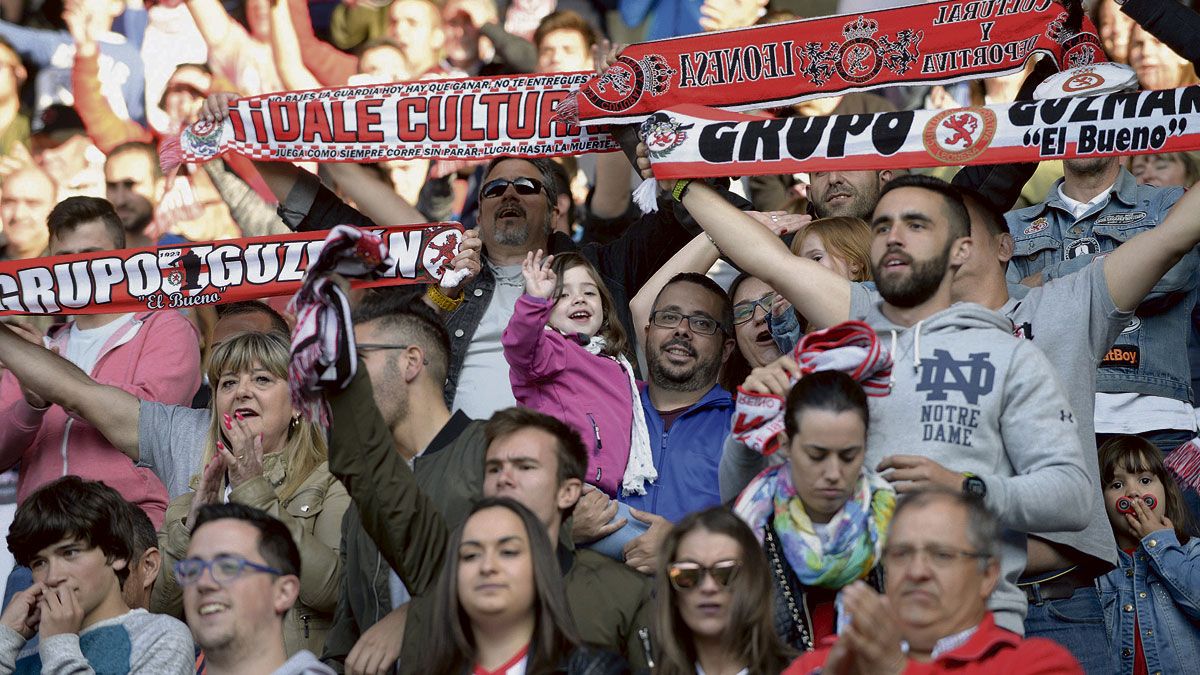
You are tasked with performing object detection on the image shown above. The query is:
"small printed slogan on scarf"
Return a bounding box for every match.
[640,85,1200,179]
[164,73,619,171]
[0,224,463,316]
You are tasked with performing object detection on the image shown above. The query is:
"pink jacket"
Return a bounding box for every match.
[502,295,634,497]
[0,311,201,528]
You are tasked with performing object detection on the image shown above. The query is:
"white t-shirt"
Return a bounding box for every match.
[62,314,133,374]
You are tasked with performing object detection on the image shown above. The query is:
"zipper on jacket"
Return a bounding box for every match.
[638,627,655,669]
[587,413,602,484]
[302,614,310,639]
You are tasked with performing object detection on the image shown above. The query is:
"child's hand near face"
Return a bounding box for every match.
[1126,497,1174,541]
[522,250,557,300]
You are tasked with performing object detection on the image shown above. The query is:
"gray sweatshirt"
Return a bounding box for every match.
[863,300,1092,634]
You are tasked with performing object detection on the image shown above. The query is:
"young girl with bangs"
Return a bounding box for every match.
[1095,435,1200,675]
[502,250,655,503]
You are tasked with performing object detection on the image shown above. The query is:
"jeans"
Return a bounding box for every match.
[1098,429,1200,521]
[1024,586,1117,675]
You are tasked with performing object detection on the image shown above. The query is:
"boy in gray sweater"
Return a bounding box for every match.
[0,476,193,674]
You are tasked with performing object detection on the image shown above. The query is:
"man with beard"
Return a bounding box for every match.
[104,143,161,249]
[664,171,1091,635]
[1006,156,1198,465]
[807,169,895,220]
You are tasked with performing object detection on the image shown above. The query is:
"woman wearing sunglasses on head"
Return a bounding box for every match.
[654,507,795,675]
[421,497,630,675]
[731,369,895,653]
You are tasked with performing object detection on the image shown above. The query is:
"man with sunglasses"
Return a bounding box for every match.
[0,476,193,674]
[784,489,1080,674]
[179,503,336,675]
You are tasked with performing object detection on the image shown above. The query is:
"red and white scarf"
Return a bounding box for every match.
[732,321,892,456]
[640,84,1200,180]
[0,224,463,317]
[560,0,1102,125]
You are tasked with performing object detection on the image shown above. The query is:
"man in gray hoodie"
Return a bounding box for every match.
[671,172,1091,635]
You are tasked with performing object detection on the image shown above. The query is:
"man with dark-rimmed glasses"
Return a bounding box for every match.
[574,271,737,577]
[179,503,335,675]
[784,489,1082,674]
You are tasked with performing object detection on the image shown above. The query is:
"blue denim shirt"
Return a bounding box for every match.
[1005,169,1197,401]
[1096,529,1200,675]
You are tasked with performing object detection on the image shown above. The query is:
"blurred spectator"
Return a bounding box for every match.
[104,141,162,248]
[0,163,55,261]
[1094,0,1136,64]
[1129,23,1199,90]
[0,197,200,529]
[139,2,207,134]
[442,0,498,75]
[120,499,162,611]
[0,35,28,157]
[617,0,766,41]
[1129,152,1200,189]
[0,0,145,124]
[30,103,105,199]
[350,39,408,85]
[535,10,595,73]
[187,0,281,95]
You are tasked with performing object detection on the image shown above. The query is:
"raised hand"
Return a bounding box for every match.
[187,454,226,527]
[1126,496,1174,541]
[741,354,801,397]
[0,584,43,639]
[198,93,240,126]
[521,250,557,299]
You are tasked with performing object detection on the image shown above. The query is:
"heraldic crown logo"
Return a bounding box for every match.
[842,15,879,41]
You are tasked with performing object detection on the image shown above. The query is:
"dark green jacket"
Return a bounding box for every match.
[327,368,653,672]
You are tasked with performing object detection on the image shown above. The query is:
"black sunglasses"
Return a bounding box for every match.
[481,177,545,200]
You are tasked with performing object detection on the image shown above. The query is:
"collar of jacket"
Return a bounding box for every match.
[1035,167,1139,218]
[638,381,733,416]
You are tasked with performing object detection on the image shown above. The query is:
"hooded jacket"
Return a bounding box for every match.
[861,301,1092,634]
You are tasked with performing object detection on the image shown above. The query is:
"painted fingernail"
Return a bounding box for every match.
[216,441,225,451]
[222,414,232,429]
[234,411,244,421]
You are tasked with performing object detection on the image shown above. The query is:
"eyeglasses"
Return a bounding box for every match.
[650,310,724,336]
[733,292,776,325]
[480,177,545,200]
[356,342,410,353]
[174,554,283,587]
[881,544,991,569]
[668,560,741,591]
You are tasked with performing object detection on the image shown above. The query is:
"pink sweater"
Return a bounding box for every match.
[502,295,634,497]
[0,311,201,528]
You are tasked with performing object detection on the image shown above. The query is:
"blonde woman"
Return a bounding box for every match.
[151,331,348,657]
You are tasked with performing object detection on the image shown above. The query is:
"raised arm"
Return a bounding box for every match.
[185,0,240,55]
[286,0,356,86]
[0,323,141,459]
[1103,183,1200,312]
[66,4,152,153]
[199,93,305,203]
[1122,0,1200,69]
[268,0,323,91]
[323,164,426,226]
[659,173,854,331]
[629,233,719,358]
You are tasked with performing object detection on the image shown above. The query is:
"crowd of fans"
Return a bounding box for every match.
[0,0,1199,673]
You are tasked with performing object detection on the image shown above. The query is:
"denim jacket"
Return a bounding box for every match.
[1004,169,1197,401]
[1096,529,1200,675]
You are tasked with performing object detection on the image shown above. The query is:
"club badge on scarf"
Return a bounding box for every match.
[561,0,1102,125]
[732,321,892,456]
[160,73,620,173]
[0,223,464,316]
[640,84,1200,180]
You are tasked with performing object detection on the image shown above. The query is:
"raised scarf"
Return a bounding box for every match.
[160,72,620,173]
[0,224,463,317]
[581,335,658,495]
[639,82,1200,181]
[734,463,895,589]
[732,321,892,456]
[559,0,1101,126]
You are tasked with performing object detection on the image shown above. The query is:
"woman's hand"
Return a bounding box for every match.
[746,210,811,237]
[218,412,266,488]
[1127,497,1174,541]
[187,454,226,527]
[741,355,801,396]
[521,250,557,299]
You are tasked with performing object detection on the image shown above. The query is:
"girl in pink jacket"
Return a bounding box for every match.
[502,250,655,501]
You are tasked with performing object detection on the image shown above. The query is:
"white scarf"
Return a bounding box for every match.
[583,335,657,495]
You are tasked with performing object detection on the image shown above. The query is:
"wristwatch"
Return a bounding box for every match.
[962,473,987,499]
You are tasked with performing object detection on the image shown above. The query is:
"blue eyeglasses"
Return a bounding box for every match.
[174,554,283,586]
